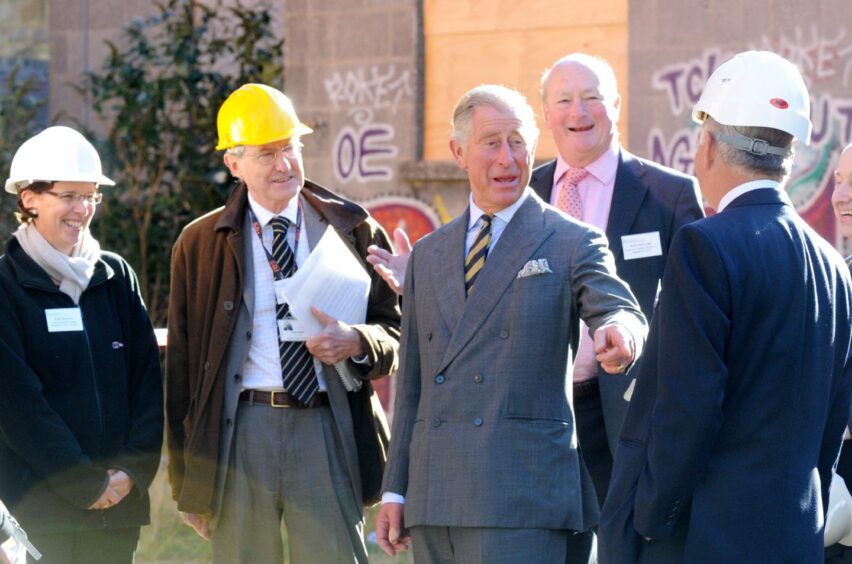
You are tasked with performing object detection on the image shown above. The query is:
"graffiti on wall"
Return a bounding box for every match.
[646,28,852,247]
[324,64,414,184]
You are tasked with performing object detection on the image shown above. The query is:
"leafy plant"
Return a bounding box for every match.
[81,0,282,324]
[0,66,46,239]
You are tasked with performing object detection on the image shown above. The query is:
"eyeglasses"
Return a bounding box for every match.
[246,143,302,166]
[45,191,104,205]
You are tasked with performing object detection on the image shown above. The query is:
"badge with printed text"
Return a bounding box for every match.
[622,231,662,260]
[278,317,308,342]
[45,308,84,332]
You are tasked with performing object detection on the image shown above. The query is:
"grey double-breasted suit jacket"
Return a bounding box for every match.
[382,191,646,531]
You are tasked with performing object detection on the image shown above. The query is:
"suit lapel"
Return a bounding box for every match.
[606,151,648,263]
[438,195,554,372]
[430,213,468,334]
[530,159,557,203]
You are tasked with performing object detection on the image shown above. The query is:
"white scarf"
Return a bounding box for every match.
[13,223,101,304]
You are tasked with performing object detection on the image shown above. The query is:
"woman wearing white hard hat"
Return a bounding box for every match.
[0,126,162,563]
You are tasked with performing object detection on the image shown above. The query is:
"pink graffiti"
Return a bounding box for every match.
[754,27,852,86]
[652,49,725,116]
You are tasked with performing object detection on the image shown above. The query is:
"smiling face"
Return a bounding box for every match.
[542,60,621,167]
[20,181,99,255]
[224,138,305,213]
[832,144,852,238]
[450,104,534,214]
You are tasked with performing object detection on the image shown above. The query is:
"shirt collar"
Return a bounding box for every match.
[717,179,785,212]
[554,140,620,186]
[247,191,300,226]
[468,187,531,230]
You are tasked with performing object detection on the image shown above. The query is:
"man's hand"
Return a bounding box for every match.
[594,323,636,374]
[180,512,211,540]
[375,502,411,557]
[366,227,412,296]
[88,469,132,510]
[107,469,134,501]
[306,307,365,364]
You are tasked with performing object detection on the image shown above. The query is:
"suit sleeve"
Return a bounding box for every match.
[571,226,647,354]
[633,224,731,539]
[381,244,422,497]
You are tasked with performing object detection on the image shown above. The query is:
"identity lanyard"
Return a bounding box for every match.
[248,203,303,281]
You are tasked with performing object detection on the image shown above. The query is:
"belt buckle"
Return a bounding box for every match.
[270,391,291,408]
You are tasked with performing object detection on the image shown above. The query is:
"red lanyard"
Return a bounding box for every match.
[248,202,303,281]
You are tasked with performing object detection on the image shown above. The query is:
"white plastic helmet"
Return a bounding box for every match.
[692,50,812,148]
[825,472,852,547]
[4,126,115,194]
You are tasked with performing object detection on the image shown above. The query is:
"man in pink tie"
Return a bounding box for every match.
[529,53,704,514]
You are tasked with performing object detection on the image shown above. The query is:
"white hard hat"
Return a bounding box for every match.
[692,50,812,148]
[826,472,852,547]
[4,126,115,194]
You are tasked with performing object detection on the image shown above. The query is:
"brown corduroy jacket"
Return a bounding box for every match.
[165,180,400,514]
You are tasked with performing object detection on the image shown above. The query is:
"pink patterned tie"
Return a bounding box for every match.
[555,168,589,220]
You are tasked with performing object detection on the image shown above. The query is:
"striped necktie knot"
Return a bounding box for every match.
[464,214,493,296]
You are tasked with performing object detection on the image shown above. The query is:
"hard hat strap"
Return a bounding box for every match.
[716,132,791,157]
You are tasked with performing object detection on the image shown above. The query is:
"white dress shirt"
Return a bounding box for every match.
[242,192,327,391]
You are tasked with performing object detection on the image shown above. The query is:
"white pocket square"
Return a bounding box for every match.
[517,258,553,278]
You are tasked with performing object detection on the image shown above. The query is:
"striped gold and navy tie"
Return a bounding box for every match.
[464,214,493,296]
[270,217,318,403]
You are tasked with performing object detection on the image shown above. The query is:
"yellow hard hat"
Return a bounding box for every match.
[215,84,313,150]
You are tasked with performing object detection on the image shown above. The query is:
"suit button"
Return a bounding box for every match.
[435,374,445,384]
[223,300,234,311]
[473,417,483,426]
[226,418,233,426]
[432,418,441,428]
[499,330,509,339]
[234,373,241,382]
[246,330,252,340]
[473,373,483,383]
[427,332,433,341]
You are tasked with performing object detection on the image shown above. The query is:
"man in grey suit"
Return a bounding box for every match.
[529,53,704,507]
[375,84,647,564]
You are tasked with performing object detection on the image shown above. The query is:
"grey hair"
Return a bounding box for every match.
[451,85,539,148]
[225,145,246,157]
[540,53,619,103]
[704,117,795,180]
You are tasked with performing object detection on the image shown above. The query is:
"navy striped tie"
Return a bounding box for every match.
[464,214,492,296]
[270,217,318,403]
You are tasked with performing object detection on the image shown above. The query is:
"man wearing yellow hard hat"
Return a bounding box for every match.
[164,83,401,563]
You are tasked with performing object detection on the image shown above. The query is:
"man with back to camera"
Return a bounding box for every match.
[374,84,647,564]
[599,51,852,563]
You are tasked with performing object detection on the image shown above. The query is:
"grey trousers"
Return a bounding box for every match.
[210,401,368,564]
[410,525,597,564]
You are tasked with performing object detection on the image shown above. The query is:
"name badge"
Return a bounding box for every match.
[45,308,84,332]
[622,231,662,260]
[278,317,308,342]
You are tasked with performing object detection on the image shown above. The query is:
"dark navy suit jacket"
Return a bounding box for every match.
[530,150,703,451]
[600,188,852,563]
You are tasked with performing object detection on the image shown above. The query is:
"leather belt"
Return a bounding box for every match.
[239,389,328,409]
[573,378,600,399]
